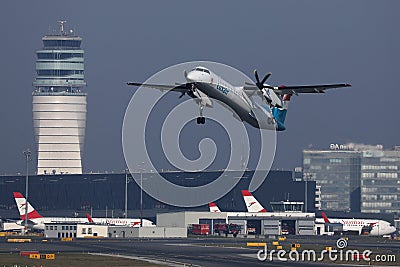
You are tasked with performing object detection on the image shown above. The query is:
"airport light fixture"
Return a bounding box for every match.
[137,162,145,227]
[141,169,143,227]
[23,148,31,234]
[124,169,129,219]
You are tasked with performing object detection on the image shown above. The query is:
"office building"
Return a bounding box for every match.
[302,146,361,211]
[303,143,400,215]
[360,145,400,214]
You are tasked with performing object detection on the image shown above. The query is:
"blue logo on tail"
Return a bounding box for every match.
[272,107,287,131]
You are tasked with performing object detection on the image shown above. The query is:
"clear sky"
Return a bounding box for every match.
[0,1,399,174]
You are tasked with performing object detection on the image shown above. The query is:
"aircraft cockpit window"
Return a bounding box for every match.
[194,68,210,74]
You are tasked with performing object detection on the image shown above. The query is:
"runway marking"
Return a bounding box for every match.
[89,253,201,267]
[164,243,255,250]
[247,242,267,247]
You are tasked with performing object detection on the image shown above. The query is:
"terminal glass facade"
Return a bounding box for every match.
[303,150,361,211]
[361,149,400,214]
[303,144,400,215]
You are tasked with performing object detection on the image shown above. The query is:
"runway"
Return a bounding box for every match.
[0,236,399,266]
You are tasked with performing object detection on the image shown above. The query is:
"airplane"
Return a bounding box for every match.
[84,212,153,227]
[13,192,154,231]
[128,66,351,129]
[209,202,221,212]
[316,211,396,236]
[208,191,268,213]
[241,190,267,213]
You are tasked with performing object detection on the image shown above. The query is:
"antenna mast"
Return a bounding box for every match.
[58,20,67,35]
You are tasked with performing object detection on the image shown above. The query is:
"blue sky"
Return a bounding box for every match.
[0,1,399,174]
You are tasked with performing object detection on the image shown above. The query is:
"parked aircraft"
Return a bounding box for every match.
[317,211,396,236]
[209,202,221,212]
[241,190,267,213]
[13,192,154,230]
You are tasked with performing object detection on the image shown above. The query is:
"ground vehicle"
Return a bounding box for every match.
[247,227,256,235]
[191,224,210,235]
[214,223,241,237]
[282,229,289,235]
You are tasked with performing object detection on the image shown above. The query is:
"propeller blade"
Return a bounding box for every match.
[261,72,272,85]
[254,70,272,90]
[254,69,260,85]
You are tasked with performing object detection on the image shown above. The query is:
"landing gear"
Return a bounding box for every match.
[197,104,205,124]
[197,116,206,124]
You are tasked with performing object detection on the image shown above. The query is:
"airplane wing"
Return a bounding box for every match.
[272,83,352,94]
[127,82,192,92]
[243,83,351,95]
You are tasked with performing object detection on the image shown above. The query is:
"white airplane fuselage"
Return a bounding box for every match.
[315,218,396,236]
[13,192,155,231]
[186,68,278,130]
[17,217,154,231]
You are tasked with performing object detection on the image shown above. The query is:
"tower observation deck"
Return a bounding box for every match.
[33,21,87,175]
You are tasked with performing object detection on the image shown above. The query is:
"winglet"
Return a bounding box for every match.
[86,212,94,223]
[209,202,221,212]
[321,211,331,223]
[241,190,267,212]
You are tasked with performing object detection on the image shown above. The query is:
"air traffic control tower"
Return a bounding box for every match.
[33,21,87,175]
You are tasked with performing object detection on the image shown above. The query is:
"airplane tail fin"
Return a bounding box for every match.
[209,202,221,212]
[86,212,94,223]
[13,192,42,220]
[272,94,291,131]
[241,190,267,212]
[321,211,331,223]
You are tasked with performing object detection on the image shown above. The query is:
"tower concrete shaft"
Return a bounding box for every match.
[32,21,87,175]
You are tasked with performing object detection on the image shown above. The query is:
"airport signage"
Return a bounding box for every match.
[330,143,354,150]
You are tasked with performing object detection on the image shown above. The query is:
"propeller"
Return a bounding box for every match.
[254,70,274,104]
[254,70,273,90]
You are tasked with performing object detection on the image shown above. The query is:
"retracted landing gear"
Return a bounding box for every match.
[197,104,206,124]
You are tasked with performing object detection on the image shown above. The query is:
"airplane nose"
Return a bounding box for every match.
[186,71,197,82]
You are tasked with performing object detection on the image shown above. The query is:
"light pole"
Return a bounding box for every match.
[137,162,144,227]
[124,169,128,219]
[140,169,143,227]
[23,149,31,235]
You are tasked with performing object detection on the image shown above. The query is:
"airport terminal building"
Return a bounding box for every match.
[303,143,400,215]
[0,170,316,221]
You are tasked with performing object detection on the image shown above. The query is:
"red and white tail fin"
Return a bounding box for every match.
[321,212,331,223]
[13,192,42,220]
[241,190,267,212]
[281,94,291,110]
[86,212,94,223]
[209,202,221,212]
